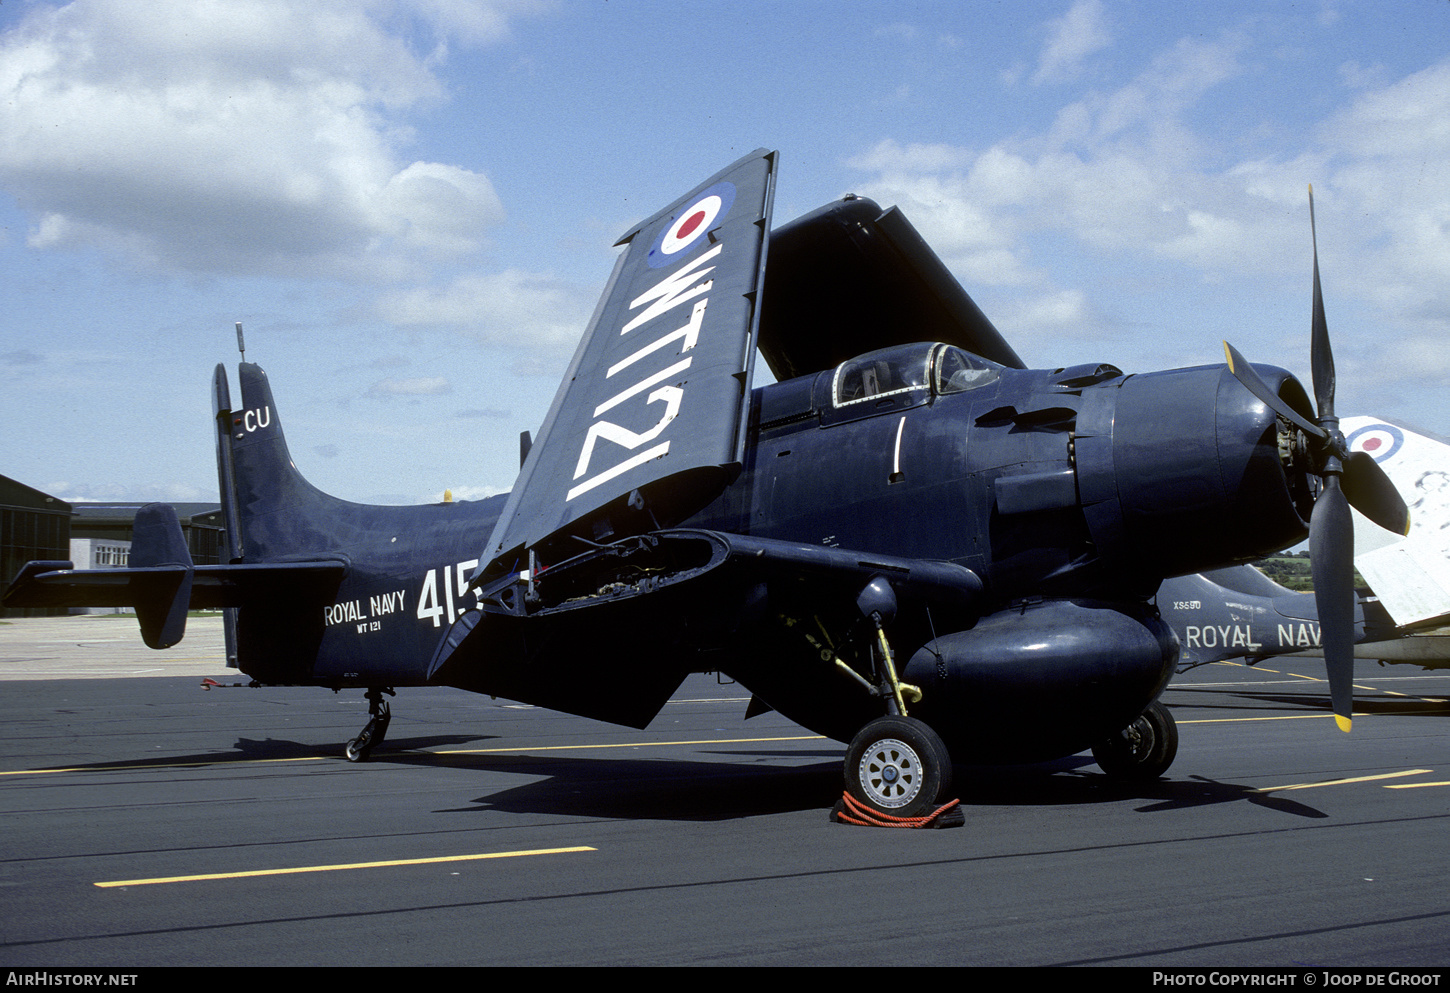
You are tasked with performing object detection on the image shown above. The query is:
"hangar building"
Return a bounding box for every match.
[1,475,223,617]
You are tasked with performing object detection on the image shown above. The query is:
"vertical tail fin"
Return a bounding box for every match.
[1343,416,1450,627]
[213,363,359,563]
[212,362,351,680]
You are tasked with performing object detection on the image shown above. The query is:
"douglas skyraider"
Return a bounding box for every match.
[5,150,1409,821]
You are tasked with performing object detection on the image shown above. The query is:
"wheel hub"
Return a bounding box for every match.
[858,737,922,809]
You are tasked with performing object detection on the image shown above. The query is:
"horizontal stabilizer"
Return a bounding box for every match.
[4,562,346,632]
[1199,564,1297,599]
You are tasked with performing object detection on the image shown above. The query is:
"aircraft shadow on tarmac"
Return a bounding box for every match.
[444,754,847,821]
[17,732,1331,822]
[954,756,1331,819]
[9,732,493,773]
[393,743,1333,822]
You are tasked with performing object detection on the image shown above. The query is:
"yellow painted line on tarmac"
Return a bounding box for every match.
[1176,712,1353,725]
[94,846,596,888]
[1254,768,1433,794]
[1213,661,1288,675]
[1367,688,1450,705]
[1177,702,1447,726]
[1200,661,1445,698]
[0,735,827,777]
[1384,779,1450,789]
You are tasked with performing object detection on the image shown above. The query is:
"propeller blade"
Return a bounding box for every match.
[1309,476,1355,732]
[1343,451,1411,536]
[1308,185,1336,421]
[1223,341,1325,438]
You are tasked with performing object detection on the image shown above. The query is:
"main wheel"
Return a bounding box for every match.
[1091,701,1178,780]
[845,716,953,818]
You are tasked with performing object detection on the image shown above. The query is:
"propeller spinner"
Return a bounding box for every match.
[1223,186,1409,733]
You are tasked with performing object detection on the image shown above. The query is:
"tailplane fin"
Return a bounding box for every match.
[129,503,194,649]
[213,362,360,562]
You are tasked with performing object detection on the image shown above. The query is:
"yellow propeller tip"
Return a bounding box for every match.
[1335,714,1352,733]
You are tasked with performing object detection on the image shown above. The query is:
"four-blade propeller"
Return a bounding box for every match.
[1223,186,1410,733]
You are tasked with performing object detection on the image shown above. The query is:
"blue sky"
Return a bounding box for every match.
[3,0,1449,506]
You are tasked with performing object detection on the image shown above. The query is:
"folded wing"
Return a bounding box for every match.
[479,149,778,581]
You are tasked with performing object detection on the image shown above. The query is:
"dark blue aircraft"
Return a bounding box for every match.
[4,151,1410,819]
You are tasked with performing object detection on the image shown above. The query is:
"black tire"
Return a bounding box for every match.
[1091,701,1178,780]
[845,715,953,817]
[345,735,371,763]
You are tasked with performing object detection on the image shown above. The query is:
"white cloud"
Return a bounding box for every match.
[373,162,506,253]
[1337,61,1388,91]
[847,28,1450,392]
[1316,61,1450,322]
[45,480,214,503]
[845,141,1031,285]
[0,0,534,278]
[1033,0,1111,86]
[848,139,977,175]
[850,30,1300,292]
[375,269,593,351]
[997,289,1094,339]
[406,0,549,48]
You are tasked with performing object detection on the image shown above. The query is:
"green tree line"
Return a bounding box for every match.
[1255,552,1365,592]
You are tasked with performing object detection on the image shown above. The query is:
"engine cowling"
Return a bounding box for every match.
[1075,363,1316,586]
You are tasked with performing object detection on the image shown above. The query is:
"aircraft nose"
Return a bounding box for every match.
[1075,363,1314,584]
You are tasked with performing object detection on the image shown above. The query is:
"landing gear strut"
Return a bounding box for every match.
[345,686,395,763]
[1092,701,1178,780]
[837,579,955,820]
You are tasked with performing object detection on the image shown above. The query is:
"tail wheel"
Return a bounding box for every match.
[1092,701,1178,780]
[345,689,392,763]
[845,716,953,818]
[345,736,371,763]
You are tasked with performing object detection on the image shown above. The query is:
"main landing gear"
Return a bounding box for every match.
[827,578,956,823]
[1091,701,1178,781]
[345,686,395,763]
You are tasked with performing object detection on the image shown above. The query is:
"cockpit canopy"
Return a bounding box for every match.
[757,342,1006,432]
[832,342,1002,409]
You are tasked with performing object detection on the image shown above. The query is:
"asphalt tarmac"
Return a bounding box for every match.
[1,614,1448,967]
